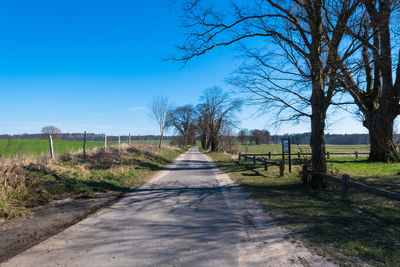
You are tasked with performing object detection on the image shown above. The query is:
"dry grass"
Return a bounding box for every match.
[0,157,28,219]
[0,144,185,220]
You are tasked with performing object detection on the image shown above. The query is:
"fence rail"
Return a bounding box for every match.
[239,150,371,177]
[239,153,285,176]
[238,152,400,201]
[241,151,369,159]
[317,173,400,201]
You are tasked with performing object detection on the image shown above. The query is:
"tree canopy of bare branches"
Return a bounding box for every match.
[148,96,173,149]
[41,125,62,140]
[172,0,361,187]
[197,87,242,151]
[168,105,198,147]
[339,0,400,162]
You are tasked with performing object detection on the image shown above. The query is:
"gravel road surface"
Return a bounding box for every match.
[2,148,335,267]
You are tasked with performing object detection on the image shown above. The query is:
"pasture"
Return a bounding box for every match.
[0,139,171,157]
[0,139,104,157]
[236,143,370,155]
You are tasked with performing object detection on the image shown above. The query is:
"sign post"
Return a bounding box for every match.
[281,138,292,173]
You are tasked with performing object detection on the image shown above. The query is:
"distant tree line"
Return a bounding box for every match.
[236,130,370,145]
[238,129,271,145]
[270,133,370,145]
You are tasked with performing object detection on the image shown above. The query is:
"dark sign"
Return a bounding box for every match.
[281,138,292,173]
[282,140,289,153]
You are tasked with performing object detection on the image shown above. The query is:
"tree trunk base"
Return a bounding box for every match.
[364,110,400,162]
[368,147,400,162]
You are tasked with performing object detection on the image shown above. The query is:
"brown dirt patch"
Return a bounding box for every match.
[0,192,121,263]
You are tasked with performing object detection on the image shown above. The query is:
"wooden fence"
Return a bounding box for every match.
[241,151,369,159]
[238,150,370,176]
[239,153,285,176]
[238,152,400,201]
[316,173,400,201]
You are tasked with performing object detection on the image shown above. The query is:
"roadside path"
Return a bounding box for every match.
[2,148,335,266]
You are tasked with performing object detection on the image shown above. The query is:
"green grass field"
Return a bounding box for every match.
[236,144,370,154]
[0,139,104,156]
[0,139,171,157]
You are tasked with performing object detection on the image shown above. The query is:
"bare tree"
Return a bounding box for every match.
[197,103,211,150]
[148,96,173,149]
[237,129,249,145]
[339,0,400,162]
[168,105,198,147]
[41,125,62,140]
[250,129,271,145]
[197,87,242,152]
[172,0,361,187]
[220,125,238,152]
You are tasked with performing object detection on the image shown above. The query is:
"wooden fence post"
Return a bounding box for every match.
[253,156,256,165]
[327,152,330,159]
[48,135,54,159]
[128,133,131,144]
[355,151,359,159]
[118,135,121,148]
[83,131,87,156]
[268,152,271,159]
[264,158,268,171]
[279,161,284,177]
[104,134,107,149]
[238,153,241,162]
[341,174,350,200]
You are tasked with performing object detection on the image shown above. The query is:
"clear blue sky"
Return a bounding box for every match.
[0,0,367,135]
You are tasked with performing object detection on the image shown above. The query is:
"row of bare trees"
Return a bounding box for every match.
[170,0,400,187]
[148,87,242,151]
[238,129,271,145]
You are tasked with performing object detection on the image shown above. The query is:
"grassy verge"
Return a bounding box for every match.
[206,151,400,266]
[0,144,186,220]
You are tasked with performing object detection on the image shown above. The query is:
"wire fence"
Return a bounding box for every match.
[0,134,172,158]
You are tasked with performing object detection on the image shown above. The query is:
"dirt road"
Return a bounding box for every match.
[2,148,335,266]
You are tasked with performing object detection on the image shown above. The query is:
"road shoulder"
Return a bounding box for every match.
[202,152,337,266]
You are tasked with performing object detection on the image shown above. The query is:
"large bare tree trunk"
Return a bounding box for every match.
[309,0,328,188]
[206,131,213,151]
[310,81,328,188]
[200,132,207,150]
[210,133,219,152]
[183,135,187,148]
[364,108,399,162]
[357,1,400,162]
[310,112,327,188]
